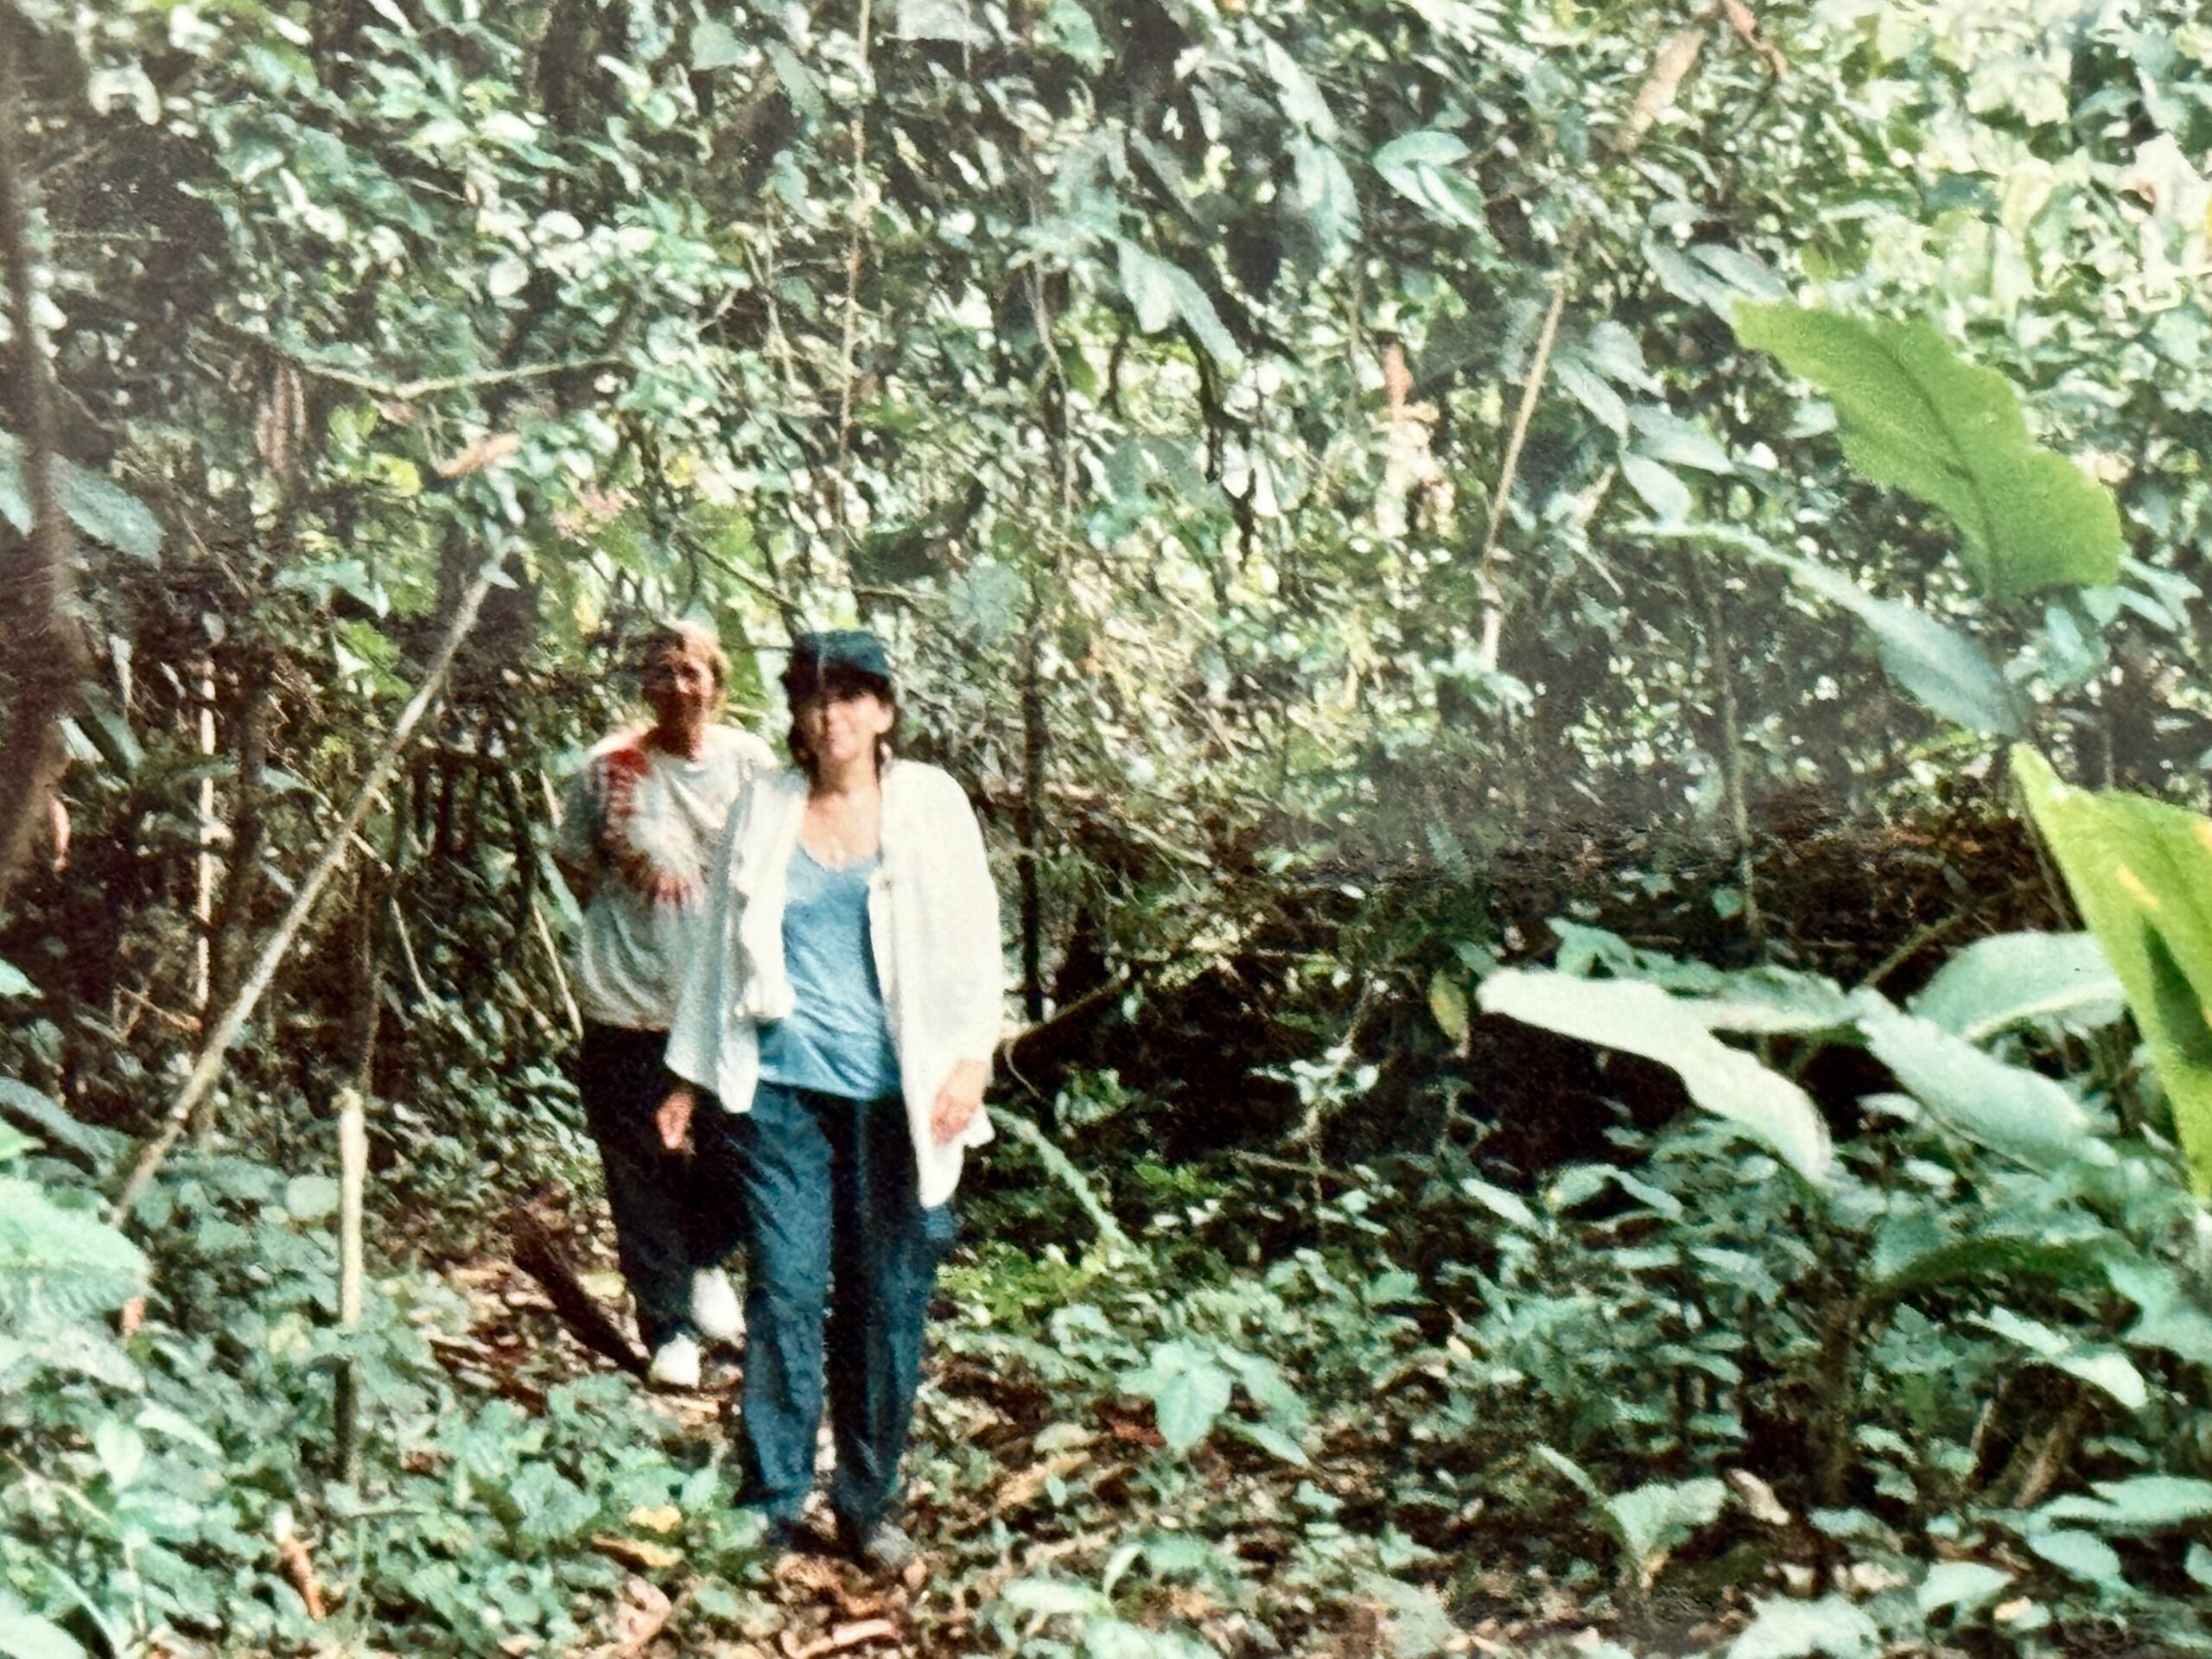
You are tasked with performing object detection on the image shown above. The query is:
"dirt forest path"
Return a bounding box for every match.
[436,1218,1741,1659]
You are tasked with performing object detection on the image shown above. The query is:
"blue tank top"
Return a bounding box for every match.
[757,843,901,1100]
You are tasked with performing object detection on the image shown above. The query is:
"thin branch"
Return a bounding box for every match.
[1471,17,1715,676]
[1473,247,1575,675]
[232,335,617,404]
[530,897,584,1038]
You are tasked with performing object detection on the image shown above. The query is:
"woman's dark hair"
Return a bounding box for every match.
[785,665,899,783]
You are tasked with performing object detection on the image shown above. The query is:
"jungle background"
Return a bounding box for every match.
[5,0,2212,1653]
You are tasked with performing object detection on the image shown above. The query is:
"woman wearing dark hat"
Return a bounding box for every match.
[660,630,1002,1570]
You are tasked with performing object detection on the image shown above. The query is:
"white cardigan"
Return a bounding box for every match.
[664,759,1003,1206]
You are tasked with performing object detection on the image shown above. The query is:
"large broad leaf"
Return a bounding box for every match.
[2037,1476,2212,1534]
[1858,1006,2107,1171]
[0,1078,122,1165]
[1726,1594,1879,1659]
[1290,140,1359,263]
[1765,549,2022,736]
[1644,526,2021,735]
[1478,969,1832,1182]
[1371,130,1487,232]
[0,432,163,562]
[1912,932,2126,1042]
[1082,1620,1217,1659]
[1262,39,1335,138]
[1732,304,2121,601]
[690,17,742,68]
[1114,242,1242,369]
[0,1596,87,1659]
[2126,1305,2212,1366]
[2012,747,2212,1187]
[1354,1573,1457,1659]
[0,1176,149,1327]
[894,0,988,43]
[1917,1561,2012,1618]
[1604,1478,1726,1578]
[2025,1529,2126,1591]
[1121,1340,1235,1452]
[1869,1229,2113,1305]
[1000,1580,1113,1618]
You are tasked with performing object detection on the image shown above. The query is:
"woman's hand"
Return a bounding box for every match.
[657,1084,698,1154]
[930,1058,988,1146]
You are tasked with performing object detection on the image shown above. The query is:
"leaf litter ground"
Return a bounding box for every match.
[429,1209,1764,1659]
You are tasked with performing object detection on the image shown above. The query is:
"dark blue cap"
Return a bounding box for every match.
[783,629,893,694]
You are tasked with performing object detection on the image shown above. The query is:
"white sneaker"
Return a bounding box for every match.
[647,1333,702,1389]
[691,1268,743,1344]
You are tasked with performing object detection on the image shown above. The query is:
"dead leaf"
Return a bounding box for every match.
[607,1577,674,1659]
[1614,26,1707,155]
[1102,1408,1164,1447]
[590,1534,683,1572]
[276,1533,327,1620]
[1718,0,1788,75]
[1383,341,1412,420]
[992,1449,1092,1514]
[776,1553,848,1596]
[628,1504,683,1534]
[255,359,306,481]
[783,1618,899,1658]
[433,431,523,479]
[1726,1468,1792,1527]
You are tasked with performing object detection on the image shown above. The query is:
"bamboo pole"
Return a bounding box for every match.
[194,663,217,1013]
[334,1087,367,1484]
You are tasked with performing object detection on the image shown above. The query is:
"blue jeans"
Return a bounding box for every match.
[731,1080,950,1534]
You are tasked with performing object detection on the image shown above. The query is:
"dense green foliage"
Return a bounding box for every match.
[3,0,2212,1653]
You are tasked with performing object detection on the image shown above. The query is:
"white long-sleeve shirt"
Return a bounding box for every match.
[664,759,1004,1206]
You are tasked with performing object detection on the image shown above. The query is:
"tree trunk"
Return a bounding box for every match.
[207,672,271,1024]
[0,11,92,918]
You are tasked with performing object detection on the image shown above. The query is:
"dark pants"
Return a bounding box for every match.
[730,1080,949,1535]
[575,1023,747,1351]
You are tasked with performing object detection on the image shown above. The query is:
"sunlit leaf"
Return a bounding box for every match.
[2013,747,2212,1187]
[1733,304,2122,601]
[1478,969,1832,1182]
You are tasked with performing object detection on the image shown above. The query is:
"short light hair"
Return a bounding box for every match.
[629,618,728,690]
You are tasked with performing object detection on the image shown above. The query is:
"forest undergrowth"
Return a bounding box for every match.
[16,859,2212,1659]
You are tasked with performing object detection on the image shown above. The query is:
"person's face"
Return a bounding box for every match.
[795,683,893,771]
[640,641,718,728]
